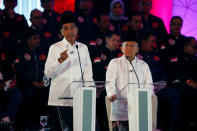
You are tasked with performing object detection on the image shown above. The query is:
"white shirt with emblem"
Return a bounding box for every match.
[44,38,93,106]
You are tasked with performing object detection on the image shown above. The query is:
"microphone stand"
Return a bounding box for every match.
[116,57,140,96]
[76,45,85,87]
[129,59,140,88]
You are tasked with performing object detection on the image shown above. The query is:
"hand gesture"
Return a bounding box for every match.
[109,94,117,102]
[58,50,68,63]
[186,79,197,90]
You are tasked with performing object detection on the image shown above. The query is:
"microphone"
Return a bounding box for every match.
[127,56,140,88]
[70,51,74,54]
[76,45,85,87]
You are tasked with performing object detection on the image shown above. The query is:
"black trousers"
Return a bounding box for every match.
[48,106,73,131]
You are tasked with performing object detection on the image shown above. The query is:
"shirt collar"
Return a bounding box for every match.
[122,55,137,62]
[63,38,77,48]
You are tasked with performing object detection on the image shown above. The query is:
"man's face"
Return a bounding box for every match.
[112,3,123,17]
[60,23,78,43]
[30,10,43,28]
[27,34,40,49]
[41,0,54,11]
[170,18,182,34]
[98,15,111,31]
[129,15,142,31]
[4,0,17,10]
[106,34,121,51]
[185,39,197,56]
[140,0,152,14]
[141,35,156,52]
[122,41,139,58]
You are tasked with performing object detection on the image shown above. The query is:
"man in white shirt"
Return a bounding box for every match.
[106,35,154,131]
[44,11,93,131]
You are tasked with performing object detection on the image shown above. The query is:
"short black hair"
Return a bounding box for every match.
[128,11,142,21]
[4,0,17,3]
[185,37,195,46]
[140,30,155,41]
[105,31,121,38]
[60,11,78,27]
[25,28,39,39]
[30,9,42,18]
[41,0,53,4]
[96,13,109,23]
[138,30,155,46]
[170,16,183,24]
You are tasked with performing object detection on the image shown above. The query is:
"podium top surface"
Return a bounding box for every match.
[58,81,109,99]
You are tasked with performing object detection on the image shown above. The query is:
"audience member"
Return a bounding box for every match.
[14,29,48,130]
[1,0,29,61]
[139,0,167,47]
[109,0,128,33]
[161,16,188,84]
[138,31,180,131]
[0,49,22,130]
[76,0,97,44]
[29,9,59,54]
[170,37,197,129]
[41,0,62,41]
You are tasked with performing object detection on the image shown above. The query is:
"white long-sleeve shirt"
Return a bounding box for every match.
[106,55,154,121]
[45,38,93,106]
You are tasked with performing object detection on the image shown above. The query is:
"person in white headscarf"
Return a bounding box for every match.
[110,0,128,21]
[109,0,128,36]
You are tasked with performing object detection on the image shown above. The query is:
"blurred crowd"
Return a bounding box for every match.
[0,0,197,131]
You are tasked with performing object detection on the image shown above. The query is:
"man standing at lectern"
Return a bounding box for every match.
[106,33,154,131]
[44,11,93,131]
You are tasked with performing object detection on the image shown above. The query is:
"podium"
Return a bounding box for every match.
[58,81,107,131]
[127,83,153,131]
[112,83,153,131]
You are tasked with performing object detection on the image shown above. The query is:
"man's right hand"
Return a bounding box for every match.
[109,94,117,102]
[186,79,197,90]
[58,50,68,63]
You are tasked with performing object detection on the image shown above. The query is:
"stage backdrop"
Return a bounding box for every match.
[150,0,173,33]
[150,0,197,39]
[172,0,197,38]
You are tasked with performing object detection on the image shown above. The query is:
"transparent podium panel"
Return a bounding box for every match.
[58,81,108,131]
[112,83,154,131]
[153,81,167,93]
[58,81,95,100]
[128,83,153,131]
[95,81,109,96]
